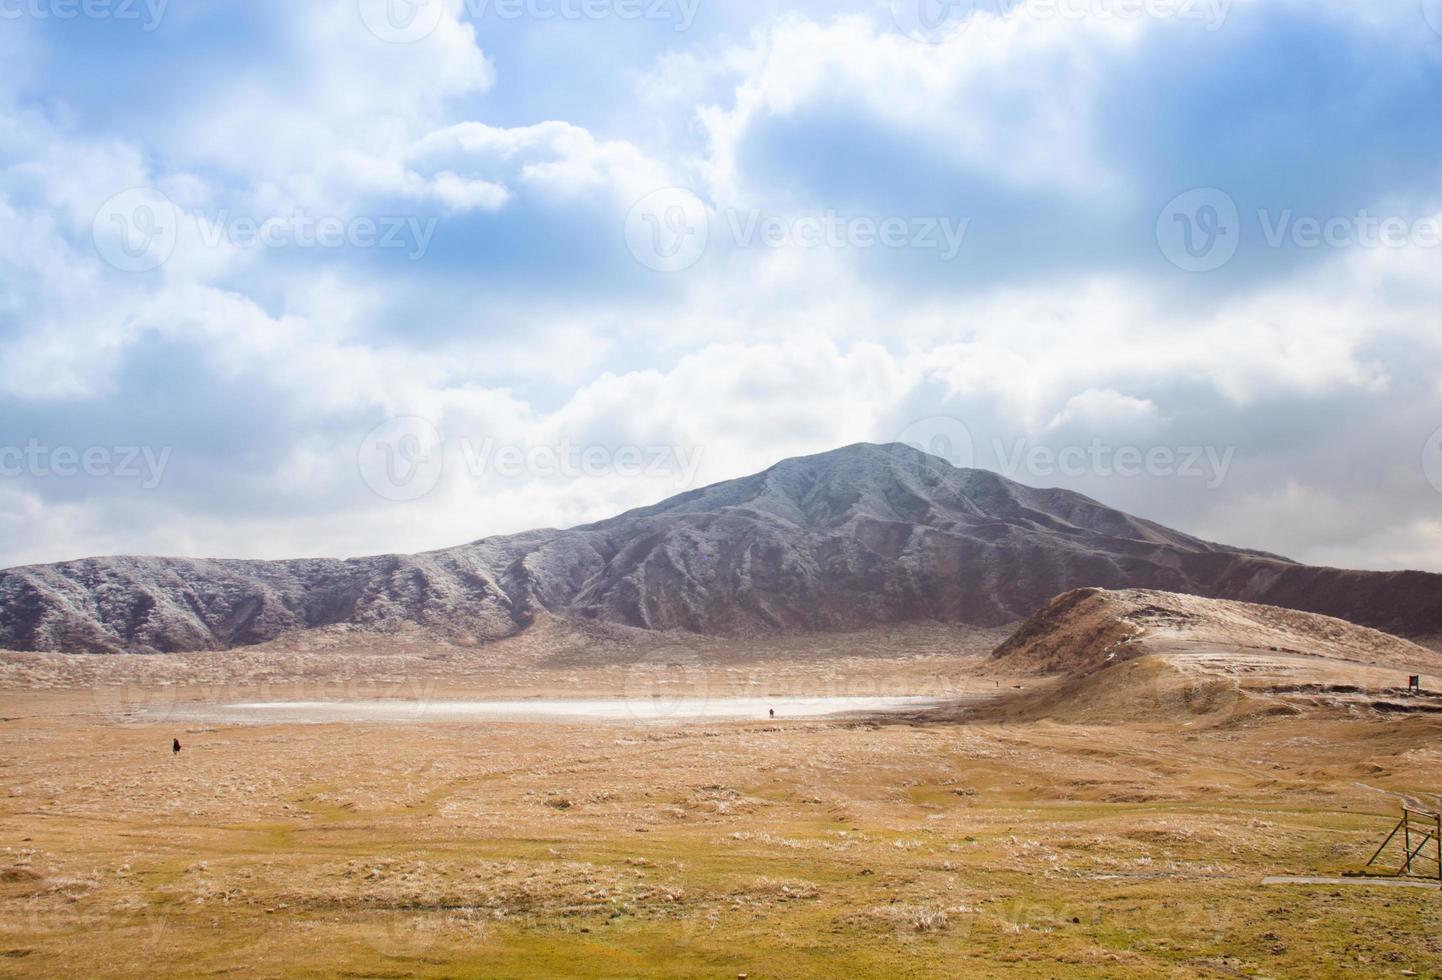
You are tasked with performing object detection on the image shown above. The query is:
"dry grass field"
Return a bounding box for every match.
[1,617,1440,978]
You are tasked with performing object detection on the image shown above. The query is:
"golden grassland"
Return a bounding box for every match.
[2,655,1441,979]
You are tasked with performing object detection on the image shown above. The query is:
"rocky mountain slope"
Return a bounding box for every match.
[4,442,1442,654]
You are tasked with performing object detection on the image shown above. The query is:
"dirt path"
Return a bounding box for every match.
[1263,876,1442,890]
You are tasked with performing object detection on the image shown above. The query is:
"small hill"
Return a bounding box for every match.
[992,588,1436,676]
[986,589,1442,724]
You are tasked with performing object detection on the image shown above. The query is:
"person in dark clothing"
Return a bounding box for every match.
[172,738,181,754]
[769,708,775,719]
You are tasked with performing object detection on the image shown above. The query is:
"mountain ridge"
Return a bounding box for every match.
[3,442,1440,654]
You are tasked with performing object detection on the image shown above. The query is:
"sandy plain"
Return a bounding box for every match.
[1,619,1440,978]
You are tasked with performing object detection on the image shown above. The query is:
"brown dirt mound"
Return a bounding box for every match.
[977,588,1442,725]
[991,588,1439,678]
[977,655,1257,725]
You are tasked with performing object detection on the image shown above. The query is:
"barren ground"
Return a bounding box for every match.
[1,618,1440,978]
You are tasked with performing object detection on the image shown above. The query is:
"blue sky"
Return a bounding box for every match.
[2,0,1442,571]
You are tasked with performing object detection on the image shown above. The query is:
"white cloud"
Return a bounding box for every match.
[1046,389,1163,434]
[409,120,673,206]
[696,13,1131,207]
[425,171,512,212]
[171,1,494,198]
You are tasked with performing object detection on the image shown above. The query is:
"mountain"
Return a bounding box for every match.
[3,442,1442,654]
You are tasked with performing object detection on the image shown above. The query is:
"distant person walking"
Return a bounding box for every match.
[172,738,181,755]
[769,708,775,719]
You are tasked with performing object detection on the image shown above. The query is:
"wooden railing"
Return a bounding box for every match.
[1360,808,1442,881]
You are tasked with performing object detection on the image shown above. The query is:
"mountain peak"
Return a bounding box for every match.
[622,441,989,531]
[761,441,973,485]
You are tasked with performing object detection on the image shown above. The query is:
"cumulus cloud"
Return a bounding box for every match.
[695,13,1129,208]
